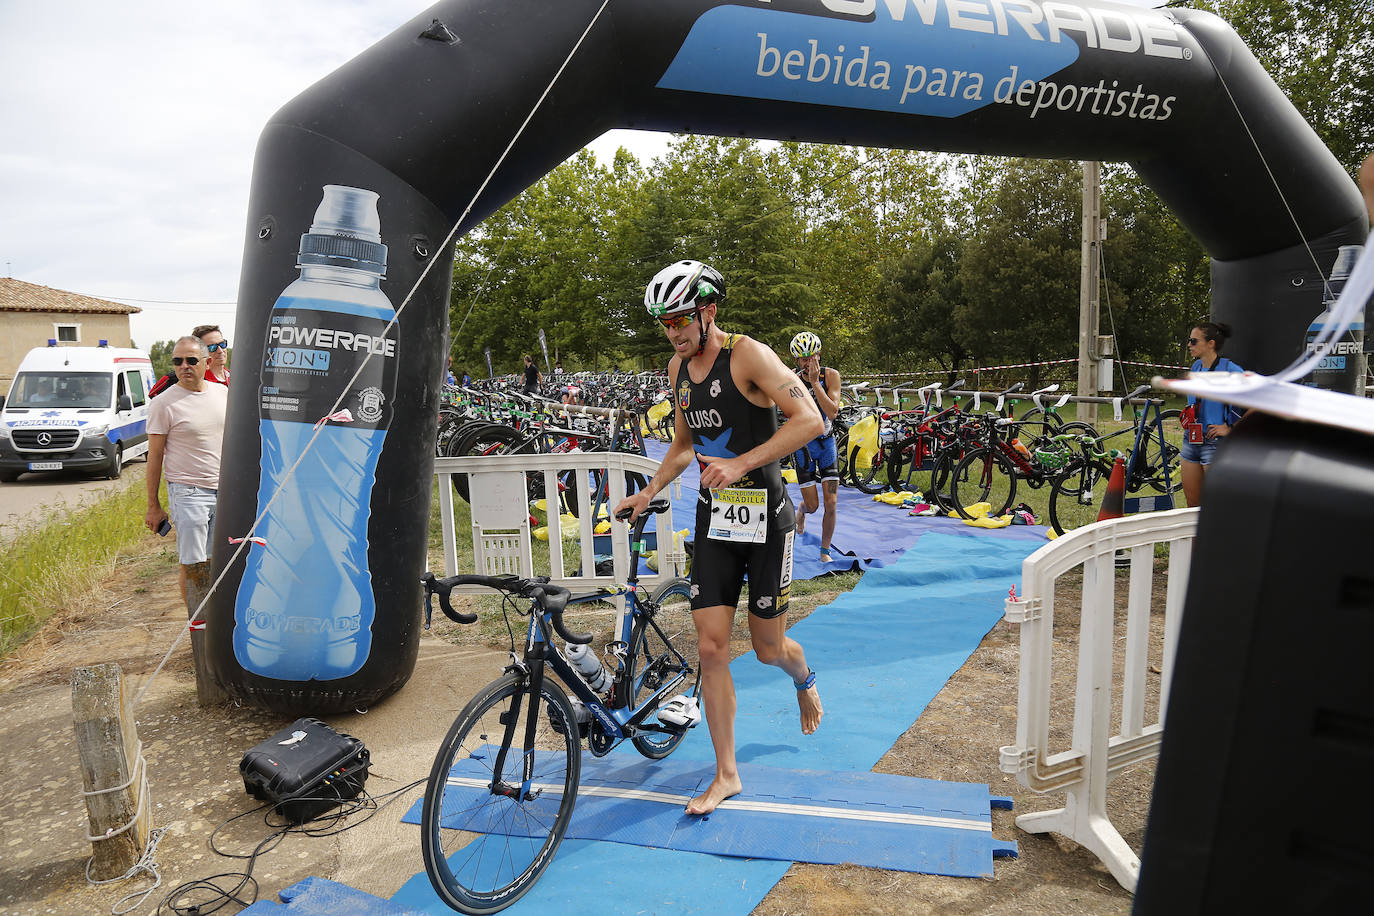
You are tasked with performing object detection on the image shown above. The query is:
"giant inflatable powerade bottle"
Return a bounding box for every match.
[233,185,398,680]
[1302,245,1366,396]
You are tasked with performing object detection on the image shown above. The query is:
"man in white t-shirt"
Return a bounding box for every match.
[145,336,229,612]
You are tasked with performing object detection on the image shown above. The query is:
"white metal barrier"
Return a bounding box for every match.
[1000,507,1199,892]
[432,450,682,601]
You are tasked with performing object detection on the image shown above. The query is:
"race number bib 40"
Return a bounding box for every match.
[708,488,767,543]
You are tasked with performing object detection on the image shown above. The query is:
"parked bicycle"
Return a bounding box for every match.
[948,384,1103,519]
[419,499,699,914]
[1046,387,1181,535]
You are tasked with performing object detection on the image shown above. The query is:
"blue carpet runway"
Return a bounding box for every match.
[243,452,1046,914]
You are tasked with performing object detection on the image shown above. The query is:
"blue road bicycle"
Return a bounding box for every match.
[418,498,700,914]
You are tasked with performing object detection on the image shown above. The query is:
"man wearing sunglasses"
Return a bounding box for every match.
[615,259,825,816]
[145,336,228,618]
[194,324,231,385]
[150,325,231,397]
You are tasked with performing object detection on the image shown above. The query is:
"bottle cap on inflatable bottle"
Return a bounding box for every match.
[298,184,388,275]
[1324,244,1363,303]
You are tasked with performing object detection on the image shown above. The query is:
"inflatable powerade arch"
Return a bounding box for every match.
[206,0,1366,713]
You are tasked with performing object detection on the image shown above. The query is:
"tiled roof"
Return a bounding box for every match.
[0,277,141,315]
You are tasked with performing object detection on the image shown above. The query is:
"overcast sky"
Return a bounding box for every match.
[0,1,670,348]
[1,0,1166,350]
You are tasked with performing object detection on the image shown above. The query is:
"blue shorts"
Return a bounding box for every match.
[794,435,838,487]
[167,482,217,565]
[1180,438,1220,466]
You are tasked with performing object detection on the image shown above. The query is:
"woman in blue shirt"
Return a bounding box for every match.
[1181,321,1244,507]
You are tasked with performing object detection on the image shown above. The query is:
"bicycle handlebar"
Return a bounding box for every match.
[1125,384,1152,400]
[420,572,591,644]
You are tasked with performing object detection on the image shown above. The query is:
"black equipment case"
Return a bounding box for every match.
[240,717,370,823]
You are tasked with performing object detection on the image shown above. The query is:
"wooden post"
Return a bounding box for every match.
[184,561,230,706]
[72,663,149,880]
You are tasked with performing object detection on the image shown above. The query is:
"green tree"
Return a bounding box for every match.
[1101,165,1211,376]
[615,137,818,364]
[873,232,970,377]
[1190,0,1374,176]
[148,340,175,379]
[449,150,629,373]
[955,158,1083,381]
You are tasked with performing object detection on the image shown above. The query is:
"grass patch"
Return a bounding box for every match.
[0,478,157,656]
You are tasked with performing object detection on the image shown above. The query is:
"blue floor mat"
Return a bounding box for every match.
[250,494,1041,915]
[401,751,1014,875]
[643,439,1048,581]
[388,841,786,915]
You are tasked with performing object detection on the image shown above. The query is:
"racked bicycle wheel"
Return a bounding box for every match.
[926,446,962,511]
[851,440,890,494]
[950,447,1018,519]
[1138,409,1182,492]
[626,577,701,759]
[421,673,580,914]
[1047,460,1108,536]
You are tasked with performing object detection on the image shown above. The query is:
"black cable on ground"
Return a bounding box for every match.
[156,777,426,915]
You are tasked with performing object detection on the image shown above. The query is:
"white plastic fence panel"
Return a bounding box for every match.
[1000,507,1199,894]
[433,451,680,603]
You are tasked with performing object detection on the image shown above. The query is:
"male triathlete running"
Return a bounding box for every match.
[789,331,841,563]
[615,259,824,815]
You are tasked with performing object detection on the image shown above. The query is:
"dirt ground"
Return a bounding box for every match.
[0,528,1158,915]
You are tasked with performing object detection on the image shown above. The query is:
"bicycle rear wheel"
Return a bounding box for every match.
[950,448,1018,519]
[926,447,961,511]
[448,423,521,502]
[1138,409,1182,492]
[852,440,889,494]
[627,578,701,759]
[1047,460,1108,536]
[421,673,580,915]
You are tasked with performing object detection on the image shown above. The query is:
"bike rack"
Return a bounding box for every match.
[1000,507,1199,893]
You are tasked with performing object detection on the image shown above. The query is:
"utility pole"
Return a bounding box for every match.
[1077,161,1109,424]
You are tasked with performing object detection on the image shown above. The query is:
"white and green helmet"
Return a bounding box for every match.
[790,331,822,359]
[644,260,726,317]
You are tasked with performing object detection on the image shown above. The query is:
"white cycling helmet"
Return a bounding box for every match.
[790,331,822,359]
[644,260,725,318]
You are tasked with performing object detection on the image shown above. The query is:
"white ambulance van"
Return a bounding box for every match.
[0,341,156,482]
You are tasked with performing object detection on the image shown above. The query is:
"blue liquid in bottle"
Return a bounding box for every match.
[1303,245,1366,396]
[234,185,398,680]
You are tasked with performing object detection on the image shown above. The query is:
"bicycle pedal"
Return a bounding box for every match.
[657,694,701,728]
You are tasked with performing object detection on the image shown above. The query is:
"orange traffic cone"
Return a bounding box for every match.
[1097,456,1126,522]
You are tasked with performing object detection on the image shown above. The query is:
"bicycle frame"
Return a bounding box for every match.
[488,526,692,791]
[515,591,689,752]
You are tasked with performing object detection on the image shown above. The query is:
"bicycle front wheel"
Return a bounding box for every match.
[950,448,1018,519]
[421,673,581,915]
[627,578,701,759]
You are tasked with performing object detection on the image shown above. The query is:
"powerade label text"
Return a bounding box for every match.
[266,348,331,371]
[267,323,396,355]
[260,301,398,431]
[658,0,1189,120]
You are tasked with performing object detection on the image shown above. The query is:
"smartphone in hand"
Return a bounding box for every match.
[157,518,172,537]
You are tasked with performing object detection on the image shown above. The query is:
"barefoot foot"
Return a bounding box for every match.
[795,511,806,537]
[685,774,742,815]
[798,684,823,735]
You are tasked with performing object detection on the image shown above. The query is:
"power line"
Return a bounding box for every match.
[100,294,237,306]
